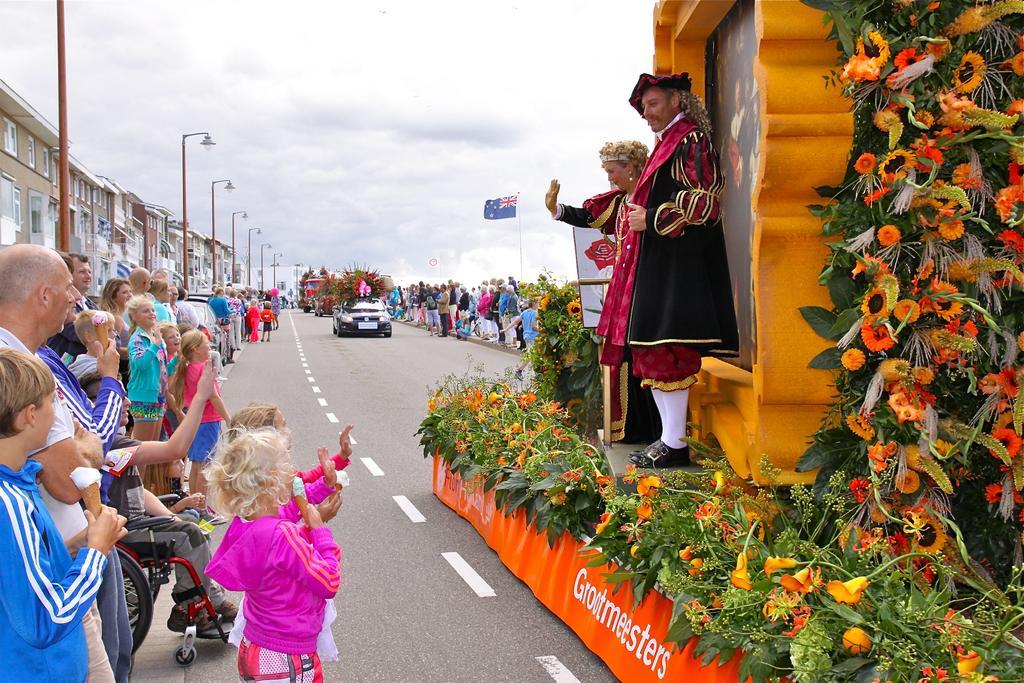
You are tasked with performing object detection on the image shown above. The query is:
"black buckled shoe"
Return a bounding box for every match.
[628,440,690,468]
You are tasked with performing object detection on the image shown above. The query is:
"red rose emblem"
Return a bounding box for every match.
[585,238,616,270]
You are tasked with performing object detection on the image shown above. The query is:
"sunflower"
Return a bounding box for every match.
[876,224,901,247]
[845,413,876,441]
[892,299,920,324]
[567,299,582,317]
[905,509,948,553]
[879,150,916,183]
[895,469,921,494]
[861,323,896,352]
[841,348,866,371]
[854,153,877,174]
[953,51,987,93]
[860,287,889,319]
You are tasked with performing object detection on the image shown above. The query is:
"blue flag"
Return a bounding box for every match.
[484,195,518,220]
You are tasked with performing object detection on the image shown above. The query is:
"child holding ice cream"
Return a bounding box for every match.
[0,348,126,681]
[206,428,344,681]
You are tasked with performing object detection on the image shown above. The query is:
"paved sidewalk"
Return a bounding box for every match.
[394,318,523,357]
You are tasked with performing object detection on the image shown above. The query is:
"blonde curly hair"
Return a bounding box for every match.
[206,427,292,520]
[598,140,649,175]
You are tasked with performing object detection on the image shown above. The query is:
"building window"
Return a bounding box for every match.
[2,118,16,156]
[41,148,50,178]
[12,186,22,230]
[29,191,44,236]
[1,176,14,221]
[27,136,36,169]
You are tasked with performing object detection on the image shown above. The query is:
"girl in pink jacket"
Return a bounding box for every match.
[206,428,341,682]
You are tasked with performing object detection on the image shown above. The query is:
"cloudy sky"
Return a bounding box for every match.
[1,0,657,288]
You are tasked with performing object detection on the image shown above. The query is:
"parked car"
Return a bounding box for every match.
[186,293,233,362]
[333,298,392,338]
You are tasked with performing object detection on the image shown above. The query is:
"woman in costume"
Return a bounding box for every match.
[545,140,661,444]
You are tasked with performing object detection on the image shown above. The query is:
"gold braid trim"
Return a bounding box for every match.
[587,197,619,231]
[610,362,629,441]
[641,375,698,391]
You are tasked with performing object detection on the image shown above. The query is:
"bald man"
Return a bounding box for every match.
[127,266,151,297]
[0,245,125,682]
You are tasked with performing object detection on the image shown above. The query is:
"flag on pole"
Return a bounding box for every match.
[483,195,518,220]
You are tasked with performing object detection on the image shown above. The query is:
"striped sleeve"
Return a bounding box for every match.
[0,482,106,648]
[270,523,341,598]
[649,131,724,238]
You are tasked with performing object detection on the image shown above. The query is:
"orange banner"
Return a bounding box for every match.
[431,456,747,682]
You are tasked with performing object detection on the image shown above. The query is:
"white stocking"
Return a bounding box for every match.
[653,388,689,449]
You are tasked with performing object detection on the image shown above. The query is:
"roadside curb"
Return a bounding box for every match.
[395,319,523,357]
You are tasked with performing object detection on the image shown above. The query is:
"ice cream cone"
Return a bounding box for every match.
[335,471,351,491]
[92,313,110,348]
[81,483,103,517]
[70,467,104,517]
[292,476,311,525]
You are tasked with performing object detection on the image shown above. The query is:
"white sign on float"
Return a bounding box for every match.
[572,226,613,329]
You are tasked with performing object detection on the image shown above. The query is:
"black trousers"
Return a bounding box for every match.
[440,313,450,337]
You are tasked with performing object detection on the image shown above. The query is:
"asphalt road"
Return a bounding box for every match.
[180,310,615,682]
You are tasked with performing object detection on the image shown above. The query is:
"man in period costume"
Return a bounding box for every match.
[600,72,739,467]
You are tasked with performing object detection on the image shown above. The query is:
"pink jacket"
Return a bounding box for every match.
[477,291,492,316]
[206,510,341,654]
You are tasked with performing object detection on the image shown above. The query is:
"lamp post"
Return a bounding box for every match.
[210,178,234,286]
[56,0,71,251]
[272,252,283,290]
[231,211,247,285]
[246,227,261,288]
[181,131,215,290]
[260,242,272,291]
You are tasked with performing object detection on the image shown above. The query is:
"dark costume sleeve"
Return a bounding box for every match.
[646,132,723,238]
[557,190,625,235]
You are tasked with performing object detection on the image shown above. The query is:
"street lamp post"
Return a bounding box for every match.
[210,178,235,286]
[231,211,247,285]
[246,227,261,287]
[260,242,272,291]
[56,0,71,252]
[181,131,215,290]
[272,252,283,290]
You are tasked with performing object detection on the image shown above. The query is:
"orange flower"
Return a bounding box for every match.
[854,153,876,174]
[861,323,896,352]
[937,219,965,241]
[636,475,663,497]
[896,469,921,494]
[678,546,694,561]
[1007,51,1024,77]
[688,557,704,577]
[864,185,892,206]
[951,163,981,190]
[877,224,901,246]
[841,348,866,371]
[912,136,944,170]
[826,577,869,605]
[595,511,613,534]
[779,566,815,594]
[1008,99,1024,117]
[764,556,798,577]
[880,150,916,183]
[893,299,921,324]
[846,413,876,441]
[992,427,1023,459]
[636,500,653,520]
[868,441,898,472]
[888,389,925,423]
[893,47,922,71]
[957,650,982,675]
[730,553,753,590]
[995,185,1024,223]
[840,31,891,82]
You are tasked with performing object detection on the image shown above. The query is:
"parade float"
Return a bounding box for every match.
[422,1,1024,680]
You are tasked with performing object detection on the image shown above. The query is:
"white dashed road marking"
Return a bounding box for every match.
[535,657,581,683]
[325,413,339,424]
[312,386,321,394]
[360,457,384,476]
[392,495,426,523]
[317,398,328,407]
[442,552,495,597]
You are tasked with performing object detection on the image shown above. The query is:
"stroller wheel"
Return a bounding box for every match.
[174,645,196,666]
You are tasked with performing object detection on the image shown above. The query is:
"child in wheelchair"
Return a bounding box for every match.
[206,428,344,682]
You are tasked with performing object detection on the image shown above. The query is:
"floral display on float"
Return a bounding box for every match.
[417,371,610,544]
[331,265,387,307]
[520,275,602,433]
[800,0,1024,589]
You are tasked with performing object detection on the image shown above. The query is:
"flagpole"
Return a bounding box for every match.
[517,192,523,282]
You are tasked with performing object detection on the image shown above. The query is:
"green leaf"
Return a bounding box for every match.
[823,601,865,625]
[808,347,842,370]
[827,307,860,340]
[664,615,694,644]
[828,275,856,310]
[797,443,826,472]
[799,306,838,339]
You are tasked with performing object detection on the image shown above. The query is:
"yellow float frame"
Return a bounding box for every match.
[653,0,853,484]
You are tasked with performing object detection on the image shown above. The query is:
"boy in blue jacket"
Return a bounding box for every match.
[0,348,125,682]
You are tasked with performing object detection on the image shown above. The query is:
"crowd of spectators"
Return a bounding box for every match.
[387,276,539,355]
